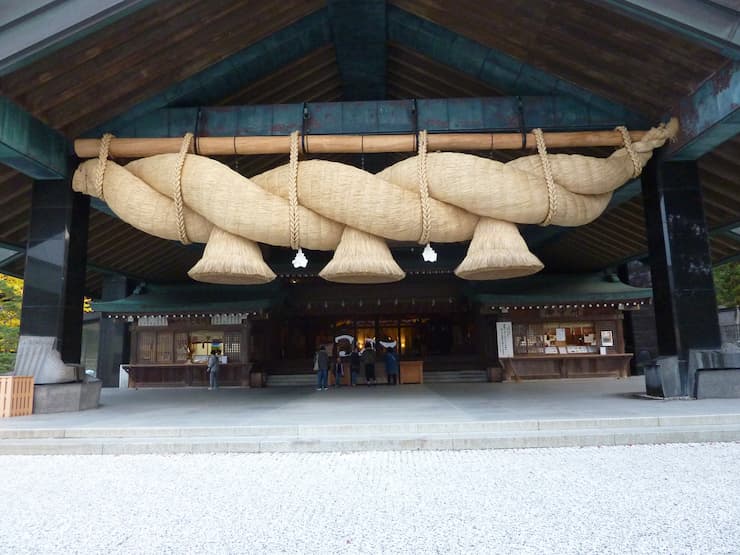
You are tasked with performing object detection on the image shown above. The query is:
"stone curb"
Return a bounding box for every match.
[3,413,740,440]
[2,424,740,455]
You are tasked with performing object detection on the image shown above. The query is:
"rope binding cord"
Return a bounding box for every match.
[233,109,240,173]
[517,96,526,149]
[193,107,202,155]
[301,103,310,155]
[615,125,642,178]
[289,130,308,268]
[173,133,193,245]
[417,129,437,262]
[95,133,114,202]
[533,128,558,227]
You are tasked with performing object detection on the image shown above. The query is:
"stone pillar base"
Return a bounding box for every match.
[33,379,102,414]
[644,356,684,398]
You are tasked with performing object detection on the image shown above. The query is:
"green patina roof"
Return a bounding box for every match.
[470,273,652,306]
[93,273,650,314]
[92,283,283,314]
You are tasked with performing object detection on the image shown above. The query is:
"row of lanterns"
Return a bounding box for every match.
[493,300,647,311]
[104,312,257,325]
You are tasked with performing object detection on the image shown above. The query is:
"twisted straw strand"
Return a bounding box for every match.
[616,126,642,178]
[95,133,114,202]
[173,133,193,245]
[417,129,432,245]
[534,128,558,227]
[288,130,301,251]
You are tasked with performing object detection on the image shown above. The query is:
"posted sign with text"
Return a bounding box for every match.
[496,321,514,358]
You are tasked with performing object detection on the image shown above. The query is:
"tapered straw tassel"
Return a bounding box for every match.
[188,227,276,285]
[455,218,544,280]
[320,227,405,284]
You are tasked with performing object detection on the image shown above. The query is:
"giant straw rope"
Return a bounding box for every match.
[72,120,678,285]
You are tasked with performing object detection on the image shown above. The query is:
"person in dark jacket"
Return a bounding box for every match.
[207,349,220,390]
[315,345,330,391]
[349,345,361,386]
[333,354,344,388]
[361,341,376,386]
[385,346,400,385]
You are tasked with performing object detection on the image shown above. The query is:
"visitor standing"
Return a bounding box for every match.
[334,355,344,387]
[361,341,376,386]
[315,345,329,391]
[207,349,220,390]
[385,346,399,385]
[349,345,361,386]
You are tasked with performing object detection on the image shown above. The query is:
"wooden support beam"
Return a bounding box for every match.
[0,239,24,269]
[75,127,655,158]
[0,97,69,179]
[96,97,648,140]
[387,5,649,121]
[591,0,740,60]
[0,0,156,76]
[669,60,740,159]
[328,0,386,100]
[89,10,332,136]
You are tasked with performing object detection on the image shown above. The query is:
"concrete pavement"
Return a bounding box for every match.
[1,378,740,454]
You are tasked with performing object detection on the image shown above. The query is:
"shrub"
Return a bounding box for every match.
[0,352,15,374]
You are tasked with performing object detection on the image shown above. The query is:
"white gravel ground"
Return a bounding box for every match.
[1,443,739,554]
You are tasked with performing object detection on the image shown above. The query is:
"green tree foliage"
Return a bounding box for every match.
[713,262,740,308]
[0,274,23,373]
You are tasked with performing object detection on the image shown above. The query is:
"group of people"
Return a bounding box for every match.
[314,341,400,391]
[207,342,402,392]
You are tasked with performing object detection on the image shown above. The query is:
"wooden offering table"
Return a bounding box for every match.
[126,363,251,388]
[400,360,424,384]
[500,354,632,381]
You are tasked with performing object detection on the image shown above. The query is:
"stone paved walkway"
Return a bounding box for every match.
[2,378,740,430]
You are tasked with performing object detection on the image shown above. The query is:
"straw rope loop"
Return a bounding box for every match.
[173,132,193,245]
[417,129,432,245]
[288,130,301,251]
[616,125,642,178]
[534,128,558,227]
[95,133,114,202]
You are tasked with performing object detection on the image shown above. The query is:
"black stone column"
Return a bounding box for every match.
[19,176,90,363]
[97,275,134,387]
[618,260,659,374]
[641,155,721,394]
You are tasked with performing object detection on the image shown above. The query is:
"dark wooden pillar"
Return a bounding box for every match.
[19,177,89,364]
[97,275,134,387]
[641,155,721,394]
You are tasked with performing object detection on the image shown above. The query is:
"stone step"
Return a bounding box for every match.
[3,414,740,455]
[2,422,740,455]
[267,370,490,386]
[266,374,316,386]
[5,413,740,440]
[424,370,488,383]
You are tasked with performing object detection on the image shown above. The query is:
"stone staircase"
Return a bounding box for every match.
[423,370,488,383]
[266,369,489,386]
[266,374,316,387]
